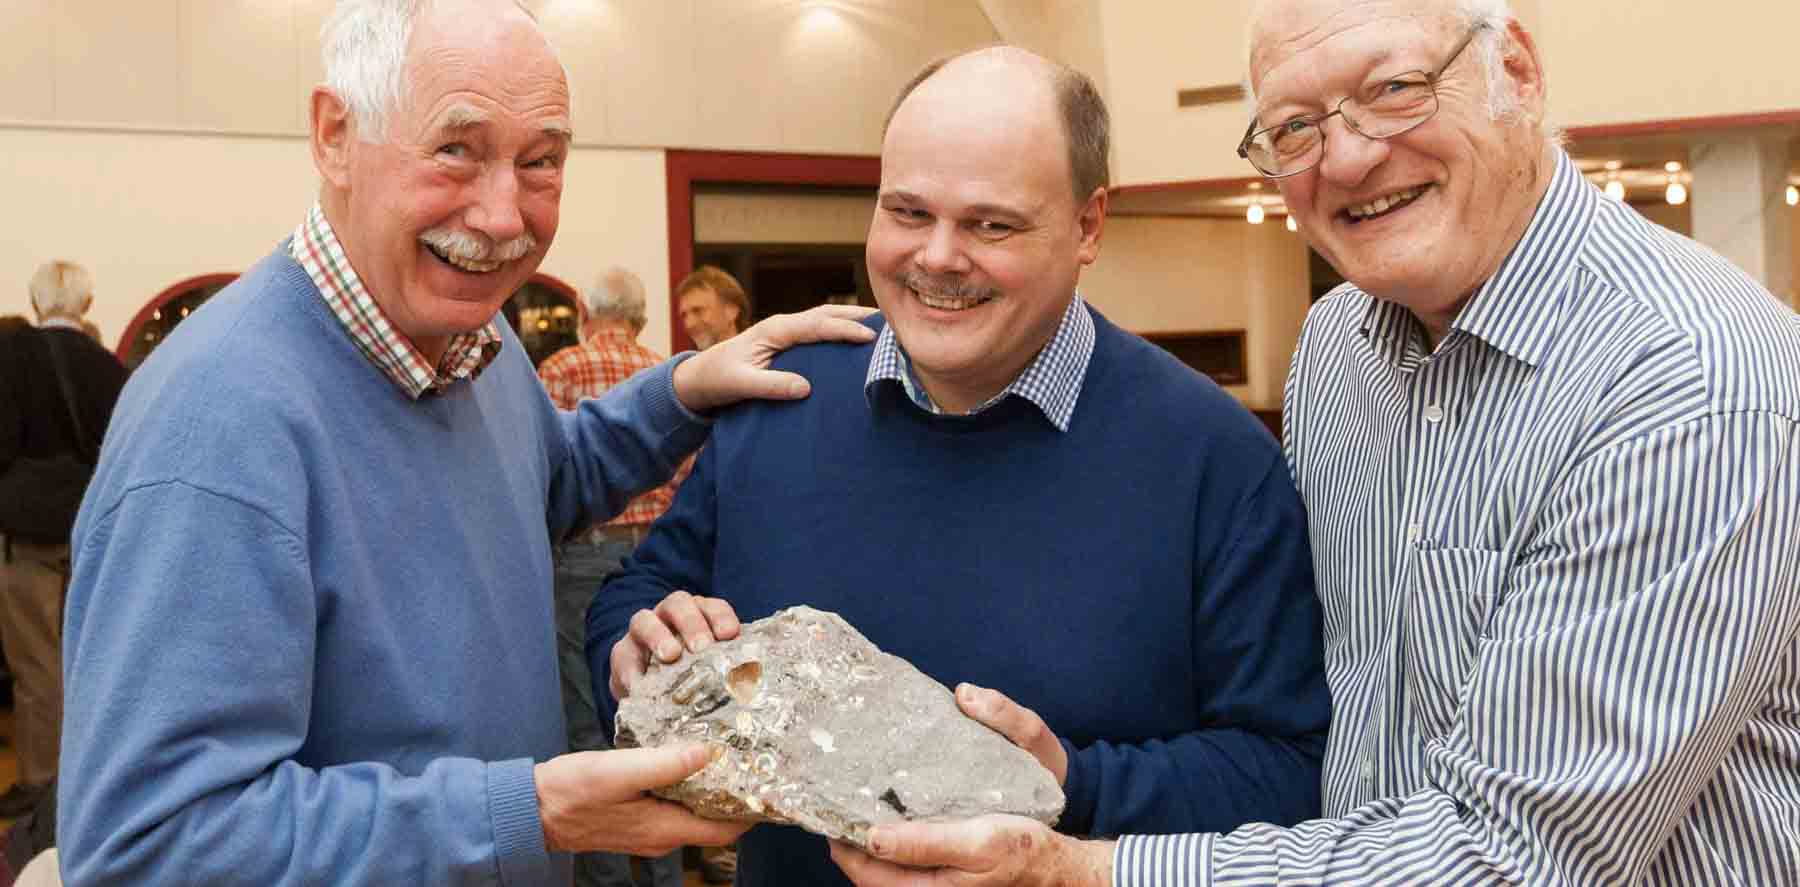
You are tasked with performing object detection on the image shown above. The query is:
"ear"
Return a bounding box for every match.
[1500,19,1548,125]
[310,86,355,190]
[1074,186,1108,266]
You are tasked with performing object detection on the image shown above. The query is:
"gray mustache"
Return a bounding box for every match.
[901,269,997,302]
[419,226,536,264]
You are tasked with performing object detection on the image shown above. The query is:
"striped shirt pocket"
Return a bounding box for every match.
[1404,546,1506,741]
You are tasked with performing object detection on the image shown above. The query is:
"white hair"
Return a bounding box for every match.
[319,0,553,142]
[585,267,648,331]
[1243,0,1528,125]
[1457,0,1520,120]
[320,0,427,141]
[29,261,93,320]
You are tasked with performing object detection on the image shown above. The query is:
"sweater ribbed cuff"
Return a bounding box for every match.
[487,758,551,886]
[1057,737,1098,836]
[655,353,713,427]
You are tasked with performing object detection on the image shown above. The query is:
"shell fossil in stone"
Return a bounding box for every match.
[614,605,1065,848]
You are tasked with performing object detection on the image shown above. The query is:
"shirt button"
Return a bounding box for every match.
[1360,758,1375,782]
[1406,523,1422,543]
[1424,404,1445,423]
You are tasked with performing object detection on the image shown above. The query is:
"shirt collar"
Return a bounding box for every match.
[1359,150,1597,369]
[289,202,502,399]
[587,327,637,347]
[863,294,1096,432]
[37,317,83,332]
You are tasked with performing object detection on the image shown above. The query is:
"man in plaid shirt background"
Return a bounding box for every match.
[537,266,688,887]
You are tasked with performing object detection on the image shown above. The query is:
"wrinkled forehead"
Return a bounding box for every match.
[1248,0,1453,99]
[405,3,569,105]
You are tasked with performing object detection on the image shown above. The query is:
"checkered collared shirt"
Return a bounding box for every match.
[537,328,684,528]
[863,294,1096,432]
[289,203,501,399]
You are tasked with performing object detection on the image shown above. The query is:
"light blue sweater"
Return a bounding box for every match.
[58,247,707,886]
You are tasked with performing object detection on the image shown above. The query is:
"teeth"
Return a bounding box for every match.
[427,243,503,273]
[914,288,990,311]
[1348,186,1426,220]
[447,255,500,273]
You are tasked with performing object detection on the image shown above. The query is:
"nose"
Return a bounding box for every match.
[465,166,526,244]
[1314,116,1389,188]
[916,221,970,275]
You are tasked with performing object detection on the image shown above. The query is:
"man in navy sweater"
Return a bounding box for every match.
[591,47,1330,887]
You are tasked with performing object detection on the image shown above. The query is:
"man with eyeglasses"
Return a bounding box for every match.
[830,1,1800,885]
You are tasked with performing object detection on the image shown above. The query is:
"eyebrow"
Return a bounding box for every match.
[878,190,1031,221]
[539,118,574,143]
[1257,47,1404,118]
[437,103,489,132]
[430,105,574,144]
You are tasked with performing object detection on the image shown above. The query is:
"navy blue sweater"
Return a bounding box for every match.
[591,309,1328,886]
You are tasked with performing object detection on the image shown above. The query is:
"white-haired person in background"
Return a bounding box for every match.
[536,267,688,887]
[831,0,1800,884]
[0,262,127,820]
[53,0,874,883]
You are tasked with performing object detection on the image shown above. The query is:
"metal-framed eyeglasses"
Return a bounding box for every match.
[1237,23,1490,178]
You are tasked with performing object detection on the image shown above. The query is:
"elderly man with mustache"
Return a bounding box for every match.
[54,1,874,885]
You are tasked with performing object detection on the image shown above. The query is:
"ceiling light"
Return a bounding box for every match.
[1664,161,1683,173]
[1665,179,1687,206]
[1604,178,1626,201]
[1285,215,1298,232]
[1787,185,1798,206]
[1604,160,1622,171]
[1247,202,1265,225]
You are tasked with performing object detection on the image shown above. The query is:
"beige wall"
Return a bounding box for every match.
[0,126,671,351]
[1081,214,1309,409]
[0,0,998,155]
[694,192,872,245]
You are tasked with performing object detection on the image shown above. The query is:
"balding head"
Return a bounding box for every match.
[885,46,1109,204]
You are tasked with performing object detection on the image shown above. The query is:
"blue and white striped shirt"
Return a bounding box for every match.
[1117,151,1800,884]
[864,294,1096,431]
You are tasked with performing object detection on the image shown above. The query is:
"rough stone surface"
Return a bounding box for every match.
[615,606,1064,847]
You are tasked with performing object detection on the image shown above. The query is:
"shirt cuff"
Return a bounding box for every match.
[487,757,553,886]
[1113,833,1214,887]
[1056,737,1097,836]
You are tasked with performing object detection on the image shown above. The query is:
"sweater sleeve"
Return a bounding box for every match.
[59,481,551,887]
[1058,450,1331,837]
[546,356,711,540]
[586,436,721,730]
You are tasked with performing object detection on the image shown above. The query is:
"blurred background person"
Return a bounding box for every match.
[0,261,127,818]
[667,261,752,884]
[676,266,750,350]
[536,266,686,887]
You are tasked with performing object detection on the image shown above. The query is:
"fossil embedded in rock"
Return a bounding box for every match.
[614,606,1064,848]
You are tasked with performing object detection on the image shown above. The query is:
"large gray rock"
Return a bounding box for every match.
[615,605,1064,848]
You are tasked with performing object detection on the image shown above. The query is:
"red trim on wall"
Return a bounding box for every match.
[1109,174,1264,196]
[663,149,881,352]
[1564,109,1800,141]
[118,272,240,362]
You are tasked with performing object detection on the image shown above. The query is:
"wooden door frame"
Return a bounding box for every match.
[664,149,881,352]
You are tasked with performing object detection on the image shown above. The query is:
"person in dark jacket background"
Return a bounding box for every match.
[0,261,127,817]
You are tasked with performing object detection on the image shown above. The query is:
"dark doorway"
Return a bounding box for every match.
[695,244,872,323]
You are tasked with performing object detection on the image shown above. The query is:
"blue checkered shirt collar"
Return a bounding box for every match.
[862,294,1096,432]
